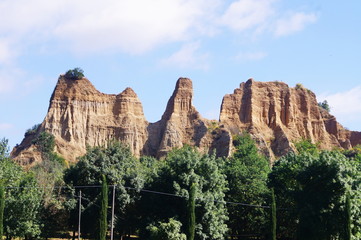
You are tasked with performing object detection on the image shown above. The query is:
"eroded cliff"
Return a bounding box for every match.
[11,76,361,165]
[220,79,360,158]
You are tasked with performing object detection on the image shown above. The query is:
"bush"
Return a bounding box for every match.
[318,100,330,112]
[147,218,186,240]
[25,124,40,136]
[64,68,84,80]
[32,131,55,154]
[295,83,303,90]
[295,83,313,94]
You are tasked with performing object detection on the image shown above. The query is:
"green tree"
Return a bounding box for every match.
[65,68,84,80]
[224,134,270,238]
[187,183,196,240]
[270,188,276,240]
[0,138,9,160]
[99,175,108,240]
[141,146,228,240]
[64,141,144,238]
[269,151,361,240]
[147,218,186,240]
[0,139,43,239]
[318,100,330,112]
[0,182,4,239]
[29,131,68,238]
[32,131,55,154]
[294,139,319,155]
[345,192,351,240]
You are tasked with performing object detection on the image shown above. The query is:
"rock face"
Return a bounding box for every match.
[219,79,360,158]
[145,78,231,158]
[12,76,361,165]
[12,76,149,164]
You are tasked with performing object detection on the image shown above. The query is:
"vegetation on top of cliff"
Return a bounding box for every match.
[318,100,331,112]
[25,123,40,136]
[32,131,66,168]
[32,131,55,154]
[64,68,84,80]
[295,83,313,93]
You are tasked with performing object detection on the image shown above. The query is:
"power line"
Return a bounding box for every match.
[3,184,280,209]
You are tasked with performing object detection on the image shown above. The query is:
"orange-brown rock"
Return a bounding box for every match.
[12,75,149,164]
[220,79,361,158]
[145,78,231,158]
[11,76,361,165]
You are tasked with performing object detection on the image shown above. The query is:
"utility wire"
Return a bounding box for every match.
[4,184,283,209]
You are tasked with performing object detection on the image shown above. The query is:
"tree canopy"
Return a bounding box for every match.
[64,68,84,80]
[0,139,43,239]
[224,134,271,239]
[140,146,228,240]
[269,150,361,240]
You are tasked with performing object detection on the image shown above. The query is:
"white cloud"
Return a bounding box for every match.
[235,51,267,61]
[319,86,361,127]
[274,12,317,37]
[219,0,317,38]
[220,0,275,32]
[0,0,221,56]
[0,0,318,59]
[159,41,209,70]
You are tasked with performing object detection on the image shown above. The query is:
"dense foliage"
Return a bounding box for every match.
[147,218,186,240]
[187,183,196,240]
[318,100,331,112]
[270,188,276,240]
[269,150,361,240]
[64,68,84,80]
[99,175,108,240]
[0,182,4,238]
[64,141,144,237]
[140,146,228,240]
[0,141,43,239]
[224,134,270,239]
[1,134,360,239]
[25,123,40,136]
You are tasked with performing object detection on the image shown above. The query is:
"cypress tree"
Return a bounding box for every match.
[345,193,351,240]
[187,183,196,240]
[271,188,276,240]
[0,182,4,239]
[99,175,108,240]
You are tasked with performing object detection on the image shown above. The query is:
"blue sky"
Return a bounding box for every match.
[0,0,361,149]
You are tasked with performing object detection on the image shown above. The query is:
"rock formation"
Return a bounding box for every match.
[12,76,149,164]
[219,79,360,158]
[11,76,361,166]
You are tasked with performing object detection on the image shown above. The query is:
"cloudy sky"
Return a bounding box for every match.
[0,0,360,149]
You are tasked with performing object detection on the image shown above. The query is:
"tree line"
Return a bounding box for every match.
[0,133,360,240]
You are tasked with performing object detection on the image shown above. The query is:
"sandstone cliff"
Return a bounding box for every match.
[145,78,231,158]
[220,79,360,158]
[11,76,361,165]
[12,75,149,164]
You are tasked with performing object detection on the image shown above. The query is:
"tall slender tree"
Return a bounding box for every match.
[187,183,196,240]
[0,182,4,238]
[271,188,276,240]
[345,193,351,240]
[99,175,108,240]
